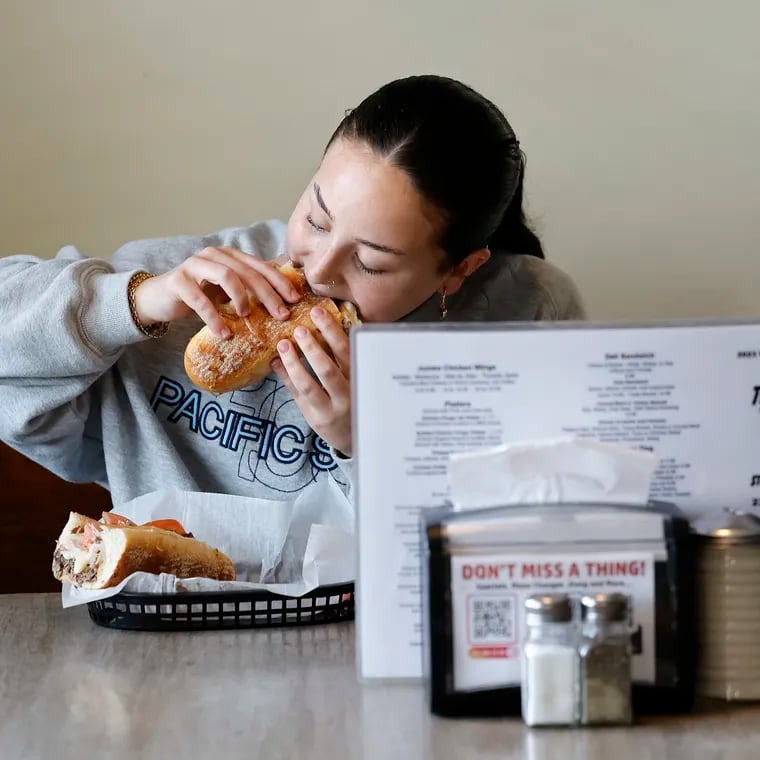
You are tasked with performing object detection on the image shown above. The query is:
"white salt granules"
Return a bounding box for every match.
[521,642,578,726]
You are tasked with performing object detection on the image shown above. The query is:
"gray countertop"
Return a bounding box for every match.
[1,593,759,760]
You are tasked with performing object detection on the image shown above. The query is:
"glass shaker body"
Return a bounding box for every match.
[578,593,633,725]
[521,594,578,727]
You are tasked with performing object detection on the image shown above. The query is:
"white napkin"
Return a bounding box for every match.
[447,436,659,510]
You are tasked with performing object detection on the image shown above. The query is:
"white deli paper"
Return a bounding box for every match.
[62,477,354,608]
[448,436,660,510]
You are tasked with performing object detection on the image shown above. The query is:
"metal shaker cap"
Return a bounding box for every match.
[524,594,573,625]
[580,593,630,622]
[693,508,760,544]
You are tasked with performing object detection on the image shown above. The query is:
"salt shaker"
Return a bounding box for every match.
[521,594,578,726]
[694,508,760,700]
[578,593,633,725]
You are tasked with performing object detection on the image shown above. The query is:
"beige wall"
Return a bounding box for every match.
[2,1,758,320]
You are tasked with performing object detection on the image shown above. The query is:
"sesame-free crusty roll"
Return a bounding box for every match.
[183,261,360,395]
[52,512,236,589]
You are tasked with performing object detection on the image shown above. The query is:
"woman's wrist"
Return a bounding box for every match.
[127,271,169,338]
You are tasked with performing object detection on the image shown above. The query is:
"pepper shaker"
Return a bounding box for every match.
[521,594,578,727]
[578,593,633,725]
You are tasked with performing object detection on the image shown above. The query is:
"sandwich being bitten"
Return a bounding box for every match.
[52,511,236,589]
[183,261,360,395]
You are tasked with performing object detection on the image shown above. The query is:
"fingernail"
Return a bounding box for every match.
[239,304,250,317]
[290,288,300,301]
[294,326,308,340]
[312,306,325,320]
[220,328,232,340]
[278,306,290,319]
[271,358,282,371]
[277,340,290,353]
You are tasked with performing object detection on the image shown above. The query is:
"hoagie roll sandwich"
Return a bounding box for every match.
[52,511,236,589]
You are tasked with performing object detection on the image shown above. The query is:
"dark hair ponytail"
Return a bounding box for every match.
[488,157,545,259]
[328,74,545,265]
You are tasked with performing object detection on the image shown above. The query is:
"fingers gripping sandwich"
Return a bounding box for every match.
[52,512,236,589]
[183,261,360,395]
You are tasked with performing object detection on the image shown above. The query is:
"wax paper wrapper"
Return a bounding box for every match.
[61,477,354,608]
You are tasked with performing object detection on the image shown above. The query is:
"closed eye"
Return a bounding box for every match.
[306,214,327,233]
[354,252,383,276]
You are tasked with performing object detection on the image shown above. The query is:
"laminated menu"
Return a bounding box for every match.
[352,319,760,680]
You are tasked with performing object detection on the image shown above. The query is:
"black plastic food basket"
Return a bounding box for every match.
[86,582,355,631]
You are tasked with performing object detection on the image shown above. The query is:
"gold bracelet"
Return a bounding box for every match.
[127,271,169,339]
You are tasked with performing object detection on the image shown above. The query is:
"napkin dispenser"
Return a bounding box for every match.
[421,500,696,717]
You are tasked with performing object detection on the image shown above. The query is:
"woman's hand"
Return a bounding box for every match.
[270,305,353,457]
[132,247,303,337]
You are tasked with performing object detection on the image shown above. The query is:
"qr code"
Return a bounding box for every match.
[469,597,514,642]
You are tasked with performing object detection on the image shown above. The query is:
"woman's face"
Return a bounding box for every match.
[286,138,449,323]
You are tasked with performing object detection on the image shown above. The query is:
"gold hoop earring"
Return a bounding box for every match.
[439,288,448,321]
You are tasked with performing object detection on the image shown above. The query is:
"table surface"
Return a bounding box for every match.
[1,593,759,760]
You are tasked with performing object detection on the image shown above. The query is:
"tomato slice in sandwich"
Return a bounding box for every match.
[142,519,191,537]
[102,511,136,527]
[101,511,191,537]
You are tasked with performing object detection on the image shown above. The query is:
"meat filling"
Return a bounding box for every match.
[52,547,100,584]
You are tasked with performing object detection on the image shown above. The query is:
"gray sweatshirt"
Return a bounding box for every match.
[0,220,585,506]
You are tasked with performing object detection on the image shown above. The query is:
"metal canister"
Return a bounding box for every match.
[694,508,760,700]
